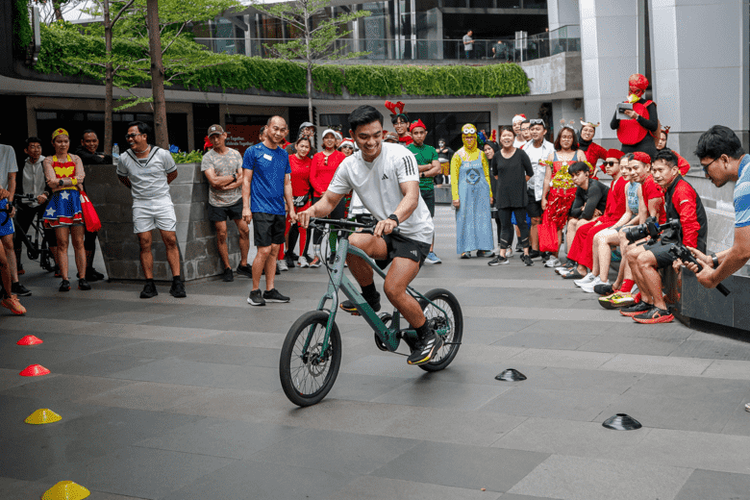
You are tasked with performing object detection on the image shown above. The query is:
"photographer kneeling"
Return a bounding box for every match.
[622,149,707,323]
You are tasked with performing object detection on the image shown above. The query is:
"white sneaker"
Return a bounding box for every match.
[505,247,513,258]
[581,277,607,293]
[574,273,595,287]
[545,258,562,268]
[277,260,289,272]
[297,256,309,268]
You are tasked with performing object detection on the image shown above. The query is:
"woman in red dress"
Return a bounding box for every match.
[542,125,587,257]
[309,128,346,265]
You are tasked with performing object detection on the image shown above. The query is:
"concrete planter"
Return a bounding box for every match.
[85,163,242,282]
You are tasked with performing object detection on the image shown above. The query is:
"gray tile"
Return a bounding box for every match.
[496,331,599,350]
[134,417,306,459]
[520,366,644,394]
[62,446,234,499]
[669,339,750,361]
[328,475,500,500]
[175,344,278,366]
[46,353,157,377]
[372,441,549,492]
[373,378,511,411]
[328,373,413,402]
[97,340,205,359]
[0,374,135,402]
[161,460,354,500]
[674,469,750,500]
[0,331,141,355]
[480,386,620,421]
[508,455,693,500]
[577,334,682,356]
[80,382,211,411]
[0,347,88,371]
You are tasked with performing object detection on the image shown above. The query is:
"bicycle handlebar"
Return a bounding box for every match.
[309,217,400,236]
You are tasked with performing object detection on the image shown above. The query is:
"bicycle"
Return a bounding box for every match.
[279,217,463,407]
[10,194,56,273]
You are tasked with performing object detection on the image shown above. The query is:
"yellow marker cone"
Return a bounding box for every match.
[42,481,90,500]
[25,408,62,425]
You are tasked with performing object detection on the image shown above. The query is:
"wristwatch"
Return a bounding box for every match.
[711,253,719,268]
[232,173,237,182]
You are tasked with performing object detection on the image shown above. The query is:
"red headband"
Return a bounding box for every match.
[606,149,624,160]
[632,151,651,164]
[662,126,671,135]
[384,100,406,116]
[409,119,426,132]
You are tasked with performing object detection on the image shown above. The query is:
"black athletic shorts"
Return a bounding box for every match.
[374,232,432,270]
[252,212,285,247]
[526,188,542,218]
[420,189,435,217]
[208,199,244,222]
[644,238,677,270]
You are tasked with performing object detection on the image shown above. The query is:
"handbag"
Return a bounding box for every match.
[293,192,310,208]
[79,189,102,232]
[538,210,559,254]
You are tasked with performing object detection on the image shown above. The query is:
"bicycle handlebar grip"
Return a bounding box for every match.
[717,283,731,296]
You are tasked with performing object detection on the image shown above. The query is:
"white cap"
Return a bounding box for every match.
[321,128,337,139]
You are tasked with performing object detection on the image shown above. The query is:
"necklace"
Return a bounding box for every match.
[136,145,150,155]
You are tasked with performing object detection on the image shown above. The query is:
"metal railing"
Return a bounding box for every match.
[193,25,580,63]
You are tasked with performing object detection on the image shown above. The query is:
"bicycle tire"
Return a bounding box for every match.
[279,310,342,407]
[418,288,463,372]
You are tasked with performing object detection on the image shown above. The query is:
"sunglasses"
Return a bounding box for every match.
[603,161,618,167]
[529,119,545,126]
[125,133,141,139]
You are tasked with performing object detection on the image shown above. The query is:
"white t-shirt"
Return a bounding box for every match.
[523,139,555,201]
[0,144,18,190]
[116,146,176,205]
[328,142,434,244]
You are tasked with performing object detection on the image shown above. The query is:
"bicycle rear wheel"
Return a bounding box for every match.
[418,288,463,372]
[279,310,342,407]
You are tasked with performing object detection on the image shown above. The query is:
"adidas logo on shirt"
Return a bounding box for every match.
[382,173,389,180]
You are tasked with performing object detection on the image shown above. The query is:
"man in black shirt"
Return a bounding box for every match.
[75,130,112,165]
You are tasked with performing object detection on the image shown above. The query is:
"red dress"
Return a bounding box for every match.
[545,153,579,230]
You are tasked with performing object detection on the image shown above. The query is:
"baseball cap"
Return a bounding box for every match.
[207,124,224,137]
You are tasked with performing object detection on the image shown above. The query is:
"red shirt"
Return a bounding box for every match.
[582,142,608,174]
[599,175,627,224]
[310,150,346,197]
[641,174,666,223]
[668,178,702,248]
[289,154,311,197]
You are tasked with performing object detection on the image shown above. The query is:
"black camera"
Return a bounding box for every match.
[668,244,730,296]
[623,217,681,244]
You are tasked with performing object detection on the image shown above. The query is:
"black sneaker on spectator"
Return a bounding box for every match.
[236,264,252,278]
[594,283,614,296]
[59,279,70,292]
[341,291,381,314]
[561,270,584,280]
[247,288,265,306]
[140,281,158,298]
[86,267,105,282]
[488,256,509,266]
[476,250,492,258]
[515,242,523,252]
[170,279,187,298]
[528,249,541,259]
[620,301,652,317]
[263,288,290,303]
[11,282,31,297]
[78,278,91,291]
[522,254,534,266]
[407,328,444,366]
[222,267,234,282]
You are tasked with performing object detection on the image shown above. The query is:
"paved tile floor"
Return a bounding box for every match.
[2,205,750,499]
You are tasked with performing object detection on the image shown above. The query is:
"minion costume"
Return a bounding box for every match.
[450,124,494,256]
[44,128,84,228]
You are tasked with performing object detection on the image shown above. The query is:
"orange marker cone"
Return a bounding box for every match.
[17,335,43,346]
[41,481,91,500]
[19,364,51,377]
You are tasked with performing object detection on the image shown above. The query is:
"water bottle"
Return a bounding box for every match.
[112,143,120,160]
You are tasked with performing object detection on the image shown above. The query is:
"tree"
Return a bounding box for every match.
[31,0,87,23]
[253,0,370,122]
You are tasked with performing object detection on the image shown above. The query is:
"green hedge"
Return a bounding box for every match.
[13,0,33,53]
[37,23,530,98]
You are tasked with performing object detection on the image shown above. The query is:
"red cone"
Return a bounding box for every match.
[17,335,43,346]
[19,364,51,377]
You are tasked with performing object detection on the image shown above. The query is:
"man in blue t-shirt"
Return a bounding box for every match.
[242,116,296,306]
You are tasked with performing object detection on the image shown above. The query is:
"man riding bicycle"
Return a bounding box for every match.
[298,105,441,366]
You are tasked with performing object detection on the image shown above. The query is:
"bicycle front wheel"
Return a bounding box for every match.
[279,310,342,407]
[418,288,463,372]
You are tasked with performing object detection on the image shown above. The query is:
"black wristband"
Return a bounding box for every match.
[711,253,719,268]
[387,214,399,226]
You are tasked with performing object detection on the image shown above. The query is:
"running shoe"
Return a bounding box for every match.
[247,288,265,306]
[78,278,91,291]
[476,250,492,258]
[236,264,252,278]
[545,257,562,268]
[460,252,470,259]
[505,247,513,258]
[561,270,584,280]
[263,288,290,303]
[633,307,674,324]
[59,279,70,292]
[277,260,289,272]
[341,292,381,314]
[309,257,322,268]
[620,301,652,317]
[86,267,105,282]
[297,256,309,268]
[574,273,596,287]
[555,262,575,274]
[140,281,158,299]
[488,256,509,266]
[222,267,234,282]
[425,252,442,264]
[1,294,26,315]
[407,328,444,366]
[528,249,541,259]
[169,279,187,298]
[610,293,636,308]
[285,258,296,270]
[745,402,750,413]
[11,282,31,297]
[521,254,534,266]
[581,278,607,294]
[594,283,614,296]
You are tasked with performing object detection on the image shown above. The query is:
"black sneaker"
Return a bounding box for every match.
[78,278,91,291]
[522,254,534,266]
[594,283,614,296]
[488,256,509,266]
[263,288,290,303]
[247,288,265,306]
[11,282,31,297]
[407,328,444,366]
[169,279,187,298]
[341,292,381,314]
[476,250,491,258]
[222,267,234,282]
[236,264,252,278]
[86,268,105,282]
[515,243,523,252]
[528,249,541,259]
[620,301,652,317]
[140,281,158,299]
[59,279,70,292]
